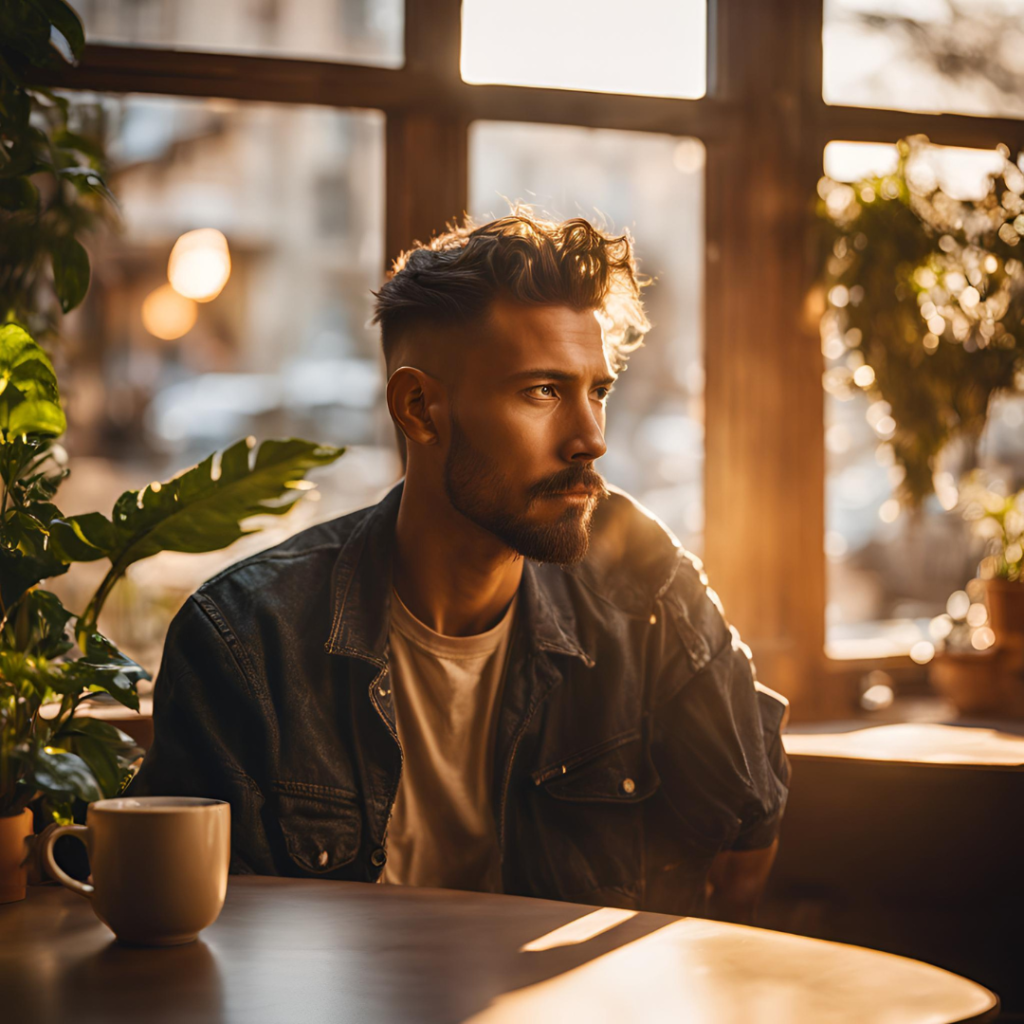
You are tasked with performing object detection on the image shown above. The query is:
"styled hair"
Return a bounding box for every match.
[372,207,651,368]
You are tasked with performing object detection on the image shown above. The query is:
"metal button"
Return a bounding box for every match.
[318,850,329,868]
[378,686,389,697]
[649,614,657,625]
[621,777,636,795]
[370,847,387,868]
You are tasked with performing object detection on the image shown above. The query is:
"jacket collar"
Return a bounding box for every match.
[324,481,592,667]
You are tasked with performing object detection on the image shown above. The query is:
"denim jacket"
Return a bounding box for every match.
[131,482,789,915]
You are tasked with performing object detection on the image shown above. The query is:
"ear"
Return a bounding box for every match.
[387,366,444,447]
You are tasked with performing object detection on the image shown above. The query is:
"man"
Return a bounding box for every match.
[132,211,789,921]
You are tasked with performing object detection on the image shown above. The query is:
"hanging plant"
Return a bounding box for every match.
[818,135,1024,507]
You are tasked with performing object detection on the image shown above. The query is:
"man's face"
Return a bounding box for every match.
[442,300,614,565]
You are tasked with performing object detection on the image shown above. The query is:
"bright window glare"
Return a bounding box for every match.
[824,0,1024,118]
[824,140,1007,200]
[460,0,706,99]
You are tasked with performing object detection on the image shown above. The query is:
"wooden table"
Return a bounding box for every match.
[0,877,997,1023]
[767,722,1023,1015]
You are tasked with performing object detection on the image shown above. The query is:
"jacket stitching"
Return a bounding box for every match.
[191,592,262,707]
[270,780,360,803]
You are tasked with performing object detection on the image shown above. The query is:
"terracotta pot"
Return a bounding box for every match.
[0,808,34,904]
[986,578,1024,644]
[930,646,1024,718]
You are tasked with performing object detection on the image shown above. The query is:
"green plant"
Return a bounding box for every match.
[0,2,348,824]
[960,473,1024,583]
[818,135,1024,506]
[0,324,345,822]
[1,1,115,340]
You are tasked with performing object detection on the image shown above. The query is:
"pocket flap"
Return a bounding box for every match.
[272,782,362,874]
[532,729,660,803]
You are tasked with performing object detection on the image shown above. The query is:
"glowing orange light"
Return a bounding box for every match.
[142,283,198,340]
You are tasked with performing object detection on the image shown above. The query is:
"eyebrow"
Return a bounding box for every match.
[504,368,618,387]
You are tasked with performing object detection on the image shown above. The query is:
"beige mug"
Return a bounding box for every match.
[42,796,230,946]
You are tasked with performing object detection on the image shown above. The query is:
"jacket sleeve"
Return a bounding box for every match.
[649,563,790,854]
[128,592,276,874]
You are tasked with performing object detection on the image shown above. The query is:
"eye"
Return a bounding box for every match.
[526,384,559,400]
[593,386,614,401]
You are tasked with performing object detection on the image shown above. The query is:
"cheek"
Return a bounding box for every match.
[462,399,555,458]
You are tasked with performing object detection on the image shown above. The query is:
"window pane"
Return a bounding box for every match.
[822,141,1024,660]
[824,0,1024,118]
[470,122,705,553]
[57,95,395,668]
[68,0,404,67]
[461,0,706,99]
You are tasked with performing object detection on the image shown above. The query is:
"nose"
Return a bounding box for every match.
[562,395,607,463]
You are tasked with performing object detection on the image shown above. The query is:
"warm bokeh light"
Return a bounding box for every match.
[460,0,706,99]
[946,590,971,620]
[141,283,198,340]
[971,626,996,651]
[168,228,232,302]
[909,640,935,665]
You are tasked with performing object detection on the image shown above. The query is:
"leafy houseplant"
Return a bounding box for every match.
[0,324,344,871]
[1,0,115,340]
[0,2,347,900]
[818,135,1024,507]
[960,475,1024,645]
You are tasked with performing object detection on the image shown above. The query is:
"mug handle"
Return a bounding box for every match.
[42,824,94,898]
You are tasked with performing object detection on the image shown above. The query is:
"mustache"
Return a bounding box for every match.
[528,466,609,501]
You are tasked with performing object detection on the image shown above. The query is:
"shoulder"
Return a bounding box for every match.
[193,501,374,617]
[571,486,712,615]
[566,486,732,674]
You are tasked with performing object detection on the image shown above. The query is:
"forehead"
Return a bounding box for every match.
[463,300,611,379]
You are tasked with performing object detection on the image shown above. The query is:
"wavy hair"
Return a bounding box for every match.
[372,206,651,368]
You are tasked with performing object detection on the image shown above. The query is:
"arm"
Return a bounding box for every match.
[649,567,790,921]
[706,839,779,924]
[129,593,276,874]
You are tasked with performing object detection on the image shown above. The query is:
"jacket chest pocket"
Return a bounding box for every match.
[533,727,661,803]
[271,781,362,876]
[527,729,661,904]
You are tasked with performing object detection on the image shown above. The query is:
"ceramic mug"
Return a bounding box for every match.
[42,796,230,946]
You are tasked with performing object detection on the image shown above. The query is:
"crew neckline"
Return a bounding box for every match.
[389,586,518,659]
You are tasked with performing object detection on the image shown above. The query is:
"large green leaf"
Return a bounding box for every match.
[29,747,102,803]
[50,235,90,313]
[49,511,114,563]
[38,0,85,61]
[2,587,74,659]
[58,716,137,749]
[0,547,69,609]
[0,324,65,437]
[61,634,148,712]
[85,437,344,571]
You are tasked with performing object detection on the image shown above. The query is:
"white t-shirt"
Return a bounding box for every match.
[380,587,518,892]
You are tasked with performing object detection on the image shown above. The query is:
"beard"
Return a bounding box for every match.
[443,415,608,566]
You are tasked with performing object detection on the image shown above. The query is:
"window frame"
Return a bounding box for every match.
[33,0,1024,719]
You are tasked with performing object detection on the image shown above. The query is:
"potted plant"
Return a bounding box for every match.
[0,324,345,901]
[818,134,1024,508]
[961,475,1024,643]
[0,3,346,900]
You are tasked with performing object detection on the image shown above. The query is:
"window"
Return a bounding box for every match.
[822,140,1024,659]
[470,122,706,553]
[460,0,707,99]
[823,0,1024,119]
[57,95,393,666]
[68,0,404,67]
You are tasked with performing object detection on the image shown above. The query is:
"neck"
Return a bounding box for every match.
[392,469,523,637]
